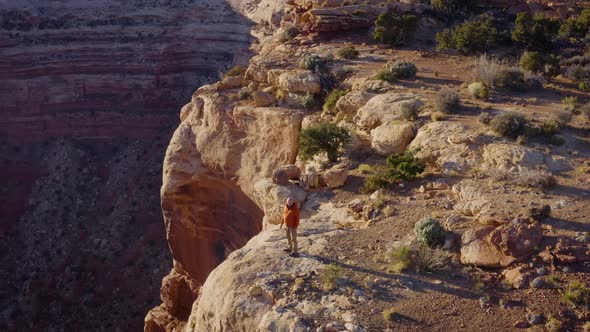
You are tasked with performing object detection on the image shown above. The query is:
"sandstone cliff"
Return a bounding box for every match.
[0,1,257,330]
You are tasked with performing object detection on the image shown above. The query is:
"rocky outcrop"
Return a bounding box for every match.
[481,143,571,174]
[185,202,357,332]
[354,93,422,130]
[460,220,543,267]
[252,179,307,227]
[370,121,415,156]
[408,121,481,175]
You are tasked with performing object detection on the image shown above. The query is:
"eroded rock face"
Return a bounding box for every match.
[278,70,322,94]
[354,93,421,130]
[461,220,543,267]
[482,143,571,173]
[252,178,307,227]
[408,121,481,175]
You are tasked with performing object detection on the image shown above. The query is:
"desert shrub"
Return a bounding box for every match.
[298,54,326,71]
[479,112,493,124]
[323,89,349,112]
[563,280,589,305]
[541,119,560,135]
[363,172,390,192]
[519,51,544,73]
[513,169,556,188]
[400,102,419,121]
[490,112,527,138]
[563,54,590,66]
[376,60,417,82]
[373,11,417,46]
[413,244,449,272]
[562,96,578,111]
[560,9,590,41]
[389,245,412,273]
[320,263,342,291]
[225,65,244,77]
[385,150,425,181]
[468,82,490,99]
[493,68,526,91]
[525,72,544,90]
[436,16,498,54]
[430,0,478,17]
[414,217,446,247]
[238,87,251,100]
[566,64,590,81]
[554,109,573,127]
[471,54,506,84]
[390,60,418,78]
[299,122,351,162]
[337,45,359,59]
[331,64,353,81]
[544,54,561,78]
[580,80,590,92]
[529,205,551,221]
[431,111,447,121]
[434,90,460,113]
[512,12,560,51]
[545,316,562,332]
[357,163,374,174]
[279,25,299,42]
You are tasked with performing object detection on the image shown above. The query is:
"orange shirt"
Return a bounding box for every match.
[282,202,300,228]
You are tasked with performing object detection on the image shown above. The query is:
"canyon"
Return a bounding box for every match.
[0,0,255,330]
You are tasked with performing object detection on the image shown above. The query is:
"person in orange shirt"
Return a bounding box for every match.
[280,196,300,257]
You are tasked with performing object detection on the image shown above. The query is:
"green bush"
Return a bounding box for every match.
[363,172,391,192]
[337,45,359,60]
[560,9,590,41]
[385,150,425,181]
[561,96,578,111]
[376,60,417,82]
[430,0,478,17]
[299,123,351,162]
[468,82,490,99]
[225,65,244,77]
[400,102,419,121]
[562,280,589,305]
[490,112,527,138]
[493,69,526,91]
[519,51,544,73]
[434,90,460,113]
[541,119,560,135]
[320,263,342,291]
[373,11,417,46]
[298,54,326,71]
[581,102,590,120]
[566,64,590,81]
[414,217,446,247]
[543,54,561,78]
[323,89,349,113]
[579,80,590,92]
[389,246,412,273]
[279,25,299,42]
[436,16,498,54]
[512,12,560,51]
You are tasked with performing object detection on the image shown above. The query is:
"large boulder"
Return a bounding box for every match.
[370,121,415,156]
[332,90,375,121]
[299,4,380,32]
[253,91,277,107]
[354,93,421,129]
[408,121,481,175]
[278,70,322,94]
[272,164,301,185]
[321,163,348,188]
[252,178,307,227]
[460,219,543,267]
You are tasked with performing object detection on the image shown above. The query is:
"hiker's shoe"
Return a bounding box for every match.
[283,248,292,252]
[289,252,300,257]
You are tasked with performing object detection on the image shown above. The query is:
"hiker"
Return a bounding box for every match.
[280,196,300,257]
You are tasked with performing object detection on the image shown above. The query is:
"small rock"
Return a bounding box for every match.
[536,267,549,276]
[526,312,544,325]
[562,266,573,273]
[248,285,262,296]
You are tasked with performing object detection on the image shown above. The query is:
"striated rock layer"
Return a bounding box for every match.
[0,0,256,331]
